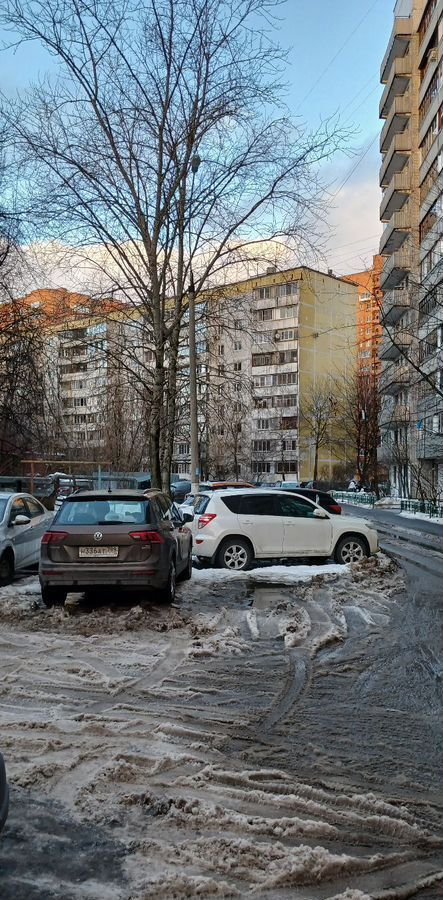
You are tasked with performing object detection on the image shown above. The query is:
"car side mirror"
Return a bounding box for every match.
[12,515,31,526]
[181,511,194,523]
[313,508,328,519]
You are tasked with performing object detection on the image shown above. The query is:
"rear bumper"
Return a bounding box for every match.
[0,753,9,832]
[39,563,166,591]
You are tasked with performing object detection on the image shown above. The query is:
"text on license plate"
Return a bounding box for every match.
[78,546,119,558]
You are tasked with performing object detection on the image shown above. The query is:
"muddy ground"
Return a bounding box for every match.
[0,556,442,899]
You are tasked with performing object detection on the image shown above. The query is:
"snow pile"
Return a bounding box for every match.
[191,562,347,586]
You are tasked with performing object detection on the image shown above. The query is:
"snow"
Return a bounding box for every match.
[1,552,435,899]
[192,562,347,585]
[400,509,443,525]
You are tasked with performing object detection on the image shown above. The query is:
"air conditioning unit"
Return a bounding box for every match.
[429,48,437,62]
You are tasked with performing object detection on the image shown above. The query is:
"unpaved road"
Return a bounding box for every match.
[0,555,442,899]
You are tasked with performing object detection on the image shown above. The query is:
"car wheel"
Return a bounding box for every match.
[0,553,14,587]
[40,586,67,608]
[334,535,368,564]
[178,549,193,582]
[217,538,252,571]
[158,559,176,603]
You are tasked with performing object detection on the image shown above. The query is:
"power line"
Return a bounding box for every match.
[328,132,379,202]
[295,0,382,111]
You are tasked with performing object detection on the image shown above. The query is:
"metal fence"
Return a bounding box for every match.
[400,499,443,519]
[330,491,376,508]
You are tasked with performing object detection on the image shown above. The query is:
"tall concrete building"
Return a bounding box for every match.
[379,0,443,497]
[174,267,357,484]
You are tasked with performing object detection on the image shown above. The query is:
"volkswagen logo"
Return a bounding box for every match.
[94,532,103,542]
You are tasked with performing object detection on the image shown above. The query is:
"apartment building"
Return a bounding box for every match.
[379,0,443,497]
[343,256,384,380]
[172,267,357,483]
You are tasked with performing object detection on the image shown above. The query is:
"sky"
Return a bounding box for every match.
[0,0,394,283]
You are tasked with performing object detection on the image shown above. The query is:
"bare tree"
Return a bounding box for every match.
[332,370,380,490]
[299,380,337,483]
[2,0,347,488]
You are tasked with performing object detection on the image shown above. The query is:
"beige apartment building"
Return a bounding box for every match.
[379,0,443,497]
[172,267,357,484]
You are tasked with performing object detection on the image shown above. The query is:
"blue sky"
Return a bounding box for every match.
[0,0,393,276]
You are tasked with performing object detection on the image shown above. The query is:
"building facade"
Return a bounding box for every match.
[379,0,443,498]
[343,256,384,380]
[172,267,357,484]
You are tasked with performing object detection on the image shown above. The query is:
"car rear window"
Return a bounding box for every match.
[56,499,149,525]
[194,494,211,515]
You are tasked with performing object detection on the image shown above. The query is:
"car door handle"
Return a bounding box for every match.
[242,519,253,525]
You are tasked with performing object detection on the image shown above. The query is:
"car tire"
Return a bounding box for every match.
[40,586,67,608]
[0,553,14,587]
[178,549,193,582]
[216,538,252,571]
[334,535,368,565]
[157,559,176,603]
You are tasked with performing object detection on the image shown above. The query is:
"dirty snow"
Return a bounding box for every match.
[0,554,441,899]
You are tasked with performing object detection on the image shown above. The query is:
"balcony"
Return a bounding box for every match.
[380,96,411,153]
[380,131,411,187]
[381,287,411,324]
[380,55,412,118]
[379,362,411,395]
[379,208,411,255]
[380,328,413,360]
[380,169,411,220]
[380,247,412,290]
[381,16,412,83]
[390,403,411,425]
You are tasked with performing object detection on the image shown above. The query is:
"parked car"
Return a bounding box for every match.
[182,481,256,506]
[39,489,193,606]
[0,752,8,832]
[276,487,342,515]
[170,480,192,503]
[191,489,378,570]
[0,492,54,585]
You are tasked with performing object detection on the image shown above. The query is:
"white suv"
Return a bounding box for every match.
[191,489,378,570]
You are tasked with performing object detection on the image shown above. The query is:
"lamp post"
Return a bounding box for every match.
[188,154,201,495]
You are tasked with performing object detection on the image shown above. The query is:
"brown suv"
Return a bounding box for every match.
[39,490,193,606]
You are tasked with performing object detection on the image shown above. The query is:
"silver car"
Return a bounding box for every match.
[0,492,53,585]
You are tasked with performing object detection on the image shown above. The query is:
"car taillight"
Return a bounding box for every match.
[198,513,217,530]
[129,531,165,543]
[330,504,342,514]
[41,531,69,544]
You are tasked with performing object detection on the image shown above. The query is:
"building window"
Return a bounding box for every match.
[234,341,242,351]
[177,443,189,455]
[257,419,269,430]
[252,439,271,452]
[278,306,298,319]
[234,361,242,372]
[252,461,271,473]
[253,308,273,322]
[218,344,224,356]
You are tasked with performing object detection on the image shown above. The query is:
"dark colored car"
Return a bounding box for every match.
[276,487,342,515]
[0,752,9,832]
[39,490,193,606]
[170,480,192,503]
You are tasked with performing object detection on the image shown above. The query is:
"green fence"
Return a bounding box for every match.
[331,491,375,508]
[400,499,443,519]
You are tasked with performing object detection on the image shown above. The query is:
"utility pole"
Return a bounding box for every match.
[188,154,201,496]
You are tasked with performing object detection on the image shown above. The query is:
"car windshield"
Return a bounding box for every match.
[0,499,8,522]
[56,499,149,525]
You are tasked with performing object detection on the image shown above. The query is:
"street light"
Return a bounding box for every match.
[188,153,201,495]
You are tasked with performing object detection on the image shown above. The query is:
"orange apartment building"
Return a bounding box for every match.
[343,255,384,380]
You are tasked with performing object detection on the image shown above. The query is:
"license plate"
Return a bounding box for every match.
[78,546,119,558]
